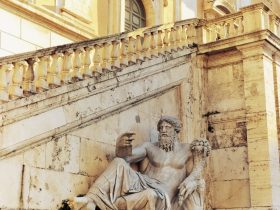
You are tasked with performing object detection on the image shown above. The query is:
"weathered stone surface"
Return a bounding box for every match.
[210,146,249,181]
[208,120,247,150]
[24,144,46,169]
[210,179,251,208]
[79,137,115,177]
[207,62,245,113]
[23,167,93,210]
[0,155,23,209]
[46,135,81,173]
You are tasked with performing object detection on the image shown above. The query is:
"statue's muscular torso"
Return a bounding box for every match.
[130,141,193,199]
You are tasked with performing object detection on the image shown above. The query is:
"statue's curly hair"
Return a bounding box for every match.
[157,116,181,133]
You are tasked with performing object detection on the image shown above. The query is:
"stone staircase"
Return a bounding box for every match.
[1,3,280,209]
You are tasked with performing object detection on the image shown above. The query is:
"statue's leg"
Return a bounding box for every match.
[86,157,140,209]
[120,188,158,210]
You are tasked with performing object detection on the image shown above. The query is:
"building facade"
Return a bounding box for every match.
[0,0,280,210]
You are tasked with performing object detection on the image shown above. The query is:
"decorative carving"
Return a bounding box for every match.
[67,116,210,210]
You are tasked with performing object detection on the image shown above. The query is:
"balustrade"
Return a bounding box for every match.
[0,19,197,103]
[202,3,280,43]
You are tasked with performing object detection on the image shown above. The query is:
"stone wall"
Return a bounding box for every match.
[0,47,202,209]
[0,6,72,56]
[206,50,250,209]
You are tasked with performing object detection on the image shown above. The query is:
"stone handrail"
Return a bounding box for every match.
[0,19,199,103]
[202,3,280,43]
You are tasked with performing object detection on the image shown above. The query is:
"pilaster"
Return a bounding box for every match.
[238,41,280,209]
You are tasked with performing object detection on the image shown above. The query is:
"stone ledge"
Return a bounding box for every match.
[198,30,280,55]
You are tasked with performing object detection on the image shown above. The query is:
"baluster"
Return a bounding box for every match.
[210,25,217,42]
[102,42,112,72]
[135,35,144,62]
[143,33,152,59]
[237,17,244,35]
[92,44,103,76]
[216,23,222,40]
[157,30,164,55]
[127,37,136,65]
[228,19,235,37]
[175,26,182,50]
[61,50,74,83]
[23,58,36,96]
[180,25,187,48]
[120,38,129,67]
[150,32,158,57]
[221,21,228,39]
[35,56,49,92]
[9,61,27,99]
[0,64,13,102]
[48,53,63,88]
[83,46,93,78]
[163,29,171,52]
[72,48,84,81]
[111,41,121,70]
[187,24,196,45]
[169,27,176,52]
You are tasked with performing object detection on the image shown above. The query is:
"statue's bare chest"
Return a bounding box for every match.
[146,144,190,169]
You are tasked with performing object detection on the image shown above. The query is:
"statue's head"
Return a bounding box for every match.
[157,116,181,133]
[157,116,181,152]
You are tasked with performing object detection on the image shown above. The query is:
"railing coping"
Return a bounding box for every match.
[204,11,243,25]
[0,18,200,66]
[239,2,270,13]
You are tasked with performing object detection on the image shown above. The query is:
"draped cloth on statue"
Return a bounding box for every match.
[86,158,171,210]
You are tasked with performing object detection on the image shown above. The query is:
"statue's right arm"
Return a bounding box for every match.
[124,143,148,163]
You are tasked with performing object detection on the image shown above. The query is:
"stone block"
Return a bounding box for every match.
[248,161,274,186]
[246,114,269,142]
[208,121,247,149]
[247,138,279,163]
[207,64,245,112]
[50,32,72,46]
[211,179,251,208]
[23,167,93,210]
[46,135,80,173]
[0,8,20,37]
[21,19,51,48]
[0,155,23,209]
[79,138,115,177]
[2,107,66,148]
[24,143,46,168]
[210,147,249,181]
[0,32,37,53]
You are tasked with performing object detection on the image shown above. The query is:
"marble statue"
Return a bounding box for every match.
[70,116,210,210]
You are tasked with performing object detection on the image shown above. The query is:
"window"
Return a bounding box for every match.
[125,0,146,31]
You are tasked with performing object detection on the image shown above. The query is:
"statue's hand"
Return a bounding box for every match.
[178,179,198,206]
[116,132,136,147]
[116,132,135,157]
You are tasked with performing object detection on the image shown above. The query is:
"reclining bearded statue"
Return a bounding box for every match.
[69,116,210,210]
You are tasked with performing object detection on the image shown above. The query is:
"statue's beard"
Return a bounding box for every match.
[159,135,176,152]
